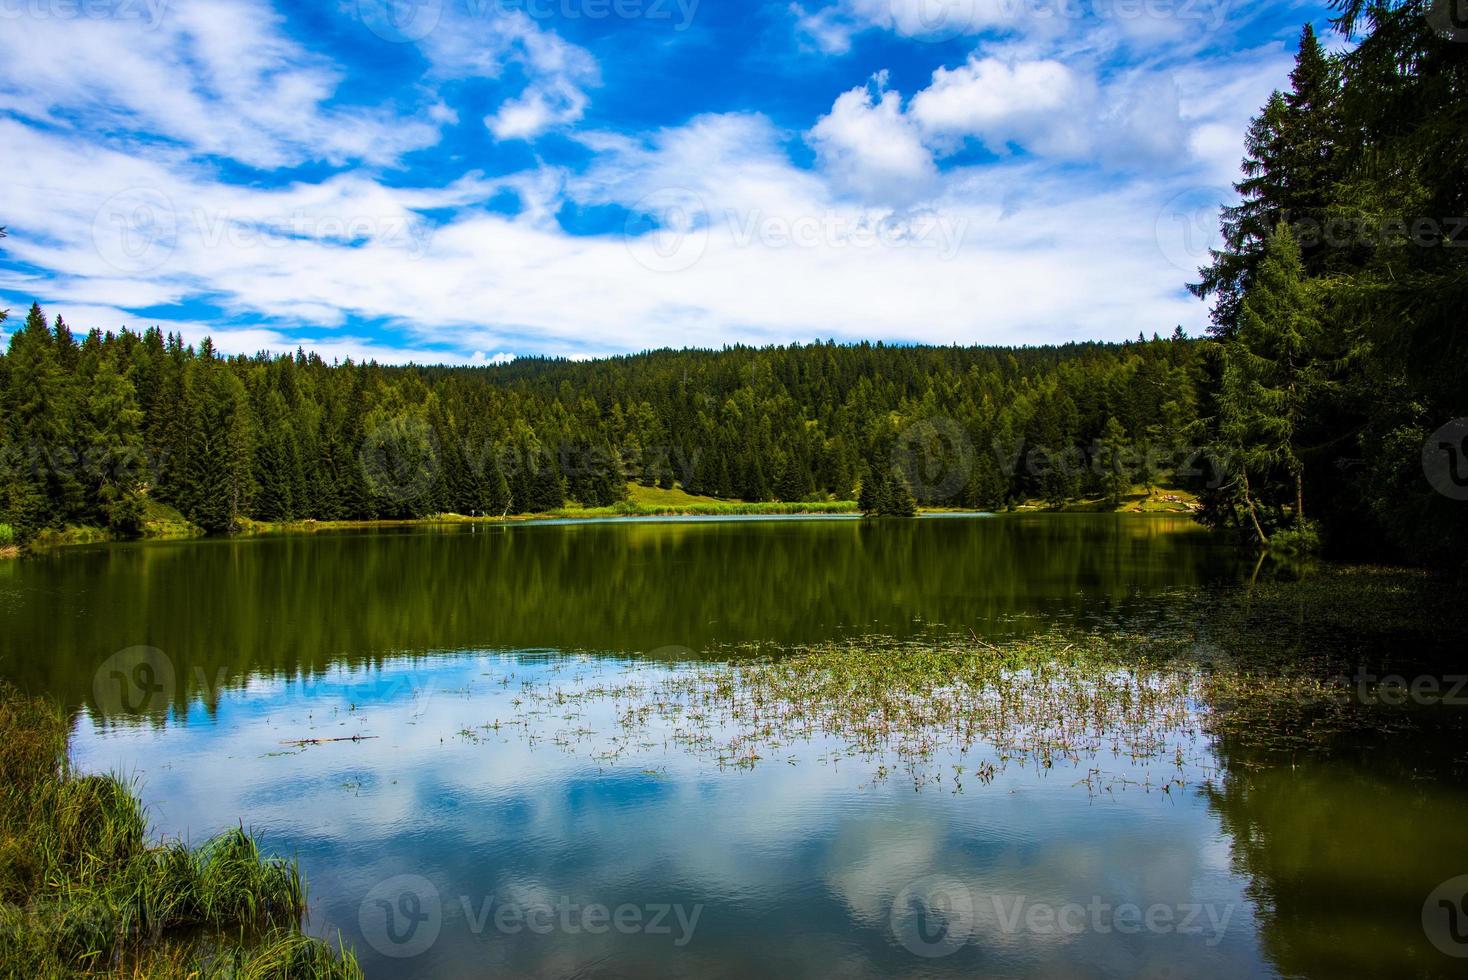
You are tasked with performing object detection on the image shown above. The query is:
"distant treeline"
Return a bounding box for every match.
[0,2,1462,566]
[0,317,1206,536]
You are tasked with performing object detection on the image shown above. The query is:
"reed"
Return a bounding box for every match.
[0,686,361,978]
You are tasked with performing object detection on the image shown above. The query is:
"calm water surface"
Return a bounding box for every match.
[1,515,1461,978]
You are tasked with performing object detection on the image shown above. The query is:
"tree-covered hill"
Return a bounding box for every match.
[0,320,1206,539]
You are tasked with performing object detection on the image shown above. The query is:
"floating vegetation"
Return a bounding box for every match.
[465,567,1468,792]
[465,631,1214,793]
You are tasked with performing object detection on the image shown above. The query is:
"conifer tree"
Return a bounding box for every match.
[484,454,512,516]
[1211,223,1329,539]
[1240,223,1327,524]
[253,389,300,521]
[5,304,85,526]
[886,469,918,517]
[526,459,565,512]
[1095,416,1131,506]
[182,362,256,533]
[1192,25,1340,333]
[742,455,770,502]
[857,466,880,514]
[84,349,147,534]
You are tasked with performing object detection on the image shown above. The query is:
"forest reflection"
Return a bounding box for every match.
[1,515,1244,717]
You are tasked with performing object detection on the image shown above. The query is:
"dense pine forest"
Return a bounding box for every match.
[0,0,1463,566]
[0,319,1206,532]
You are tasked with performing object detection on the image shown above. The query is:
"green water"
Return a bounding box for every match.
[0,513,1241,710]
[2,514,1464,978]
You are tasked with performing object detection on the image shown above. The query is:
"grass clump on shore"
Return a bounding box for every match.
[0,686,361,979]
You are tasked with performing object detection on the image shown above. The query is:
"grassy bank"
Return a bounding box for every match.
[1013,484,1200,514]
[175,484,864,540]
[10,482,1205,556]
[550,499,860,519]
[0,687,360,978]
[155,482,1202,537]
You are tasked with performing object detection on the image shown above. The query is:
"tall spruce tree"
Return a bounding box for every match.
[1211,223,1330,538]
[182,359,257,533]
[84,349,147,535]
[1095,416,1132,506]
[1192,25,1340,334]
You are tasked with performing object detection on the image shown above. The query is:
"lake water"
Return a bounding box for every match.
[2,515,1461,978]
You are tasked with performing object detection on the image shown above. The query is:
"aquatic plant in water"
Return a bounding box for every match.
[464,568,1468,794]
[0,686,362,978]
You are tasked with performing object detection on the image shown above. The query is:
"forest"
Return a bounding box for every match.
[0,319,1205,531]
[0,0,1463,567]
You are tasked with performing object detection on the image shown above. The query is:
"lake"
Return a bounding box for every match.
[1,515,1460,978]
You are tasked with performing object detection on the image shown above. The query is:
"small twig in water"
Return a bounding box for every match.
[280,735,379,746]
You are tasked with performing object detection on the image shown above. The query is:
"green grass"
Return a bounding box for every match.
[26,526,114,549]
[139,500,203,540]
[625,483,728,507]
[217,483,857,538]
[9,501,202,557]
[1120,485,1200,513]
[551,498,859,519]
[1015,484,1200,514]
[29,482,1188,554]
[0,687,360,978]
[553,482,857,518]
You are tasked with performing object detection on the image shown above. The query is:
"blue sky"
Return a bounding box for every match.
[0,0,1338,362]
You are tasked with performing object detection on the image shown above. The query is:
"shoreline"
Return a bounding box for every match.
[12,504,1209,555]
[5,485,1202,557]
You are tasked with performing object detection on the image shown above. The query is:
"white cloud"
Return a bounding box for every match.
[0,108,1212,362]
[911,57,1091,157]
[0,297,459,365]
[794,0,1025,54]
[810,74,937,203]
[793,0,1239,55]
[1173,44,1296,183]
[487,80,591,141]
[0,0,443,169]
[907,55,1194,166]
[0,1,1312,361]
[420,5,600,141]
